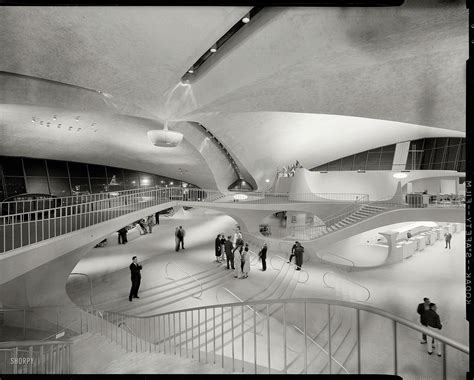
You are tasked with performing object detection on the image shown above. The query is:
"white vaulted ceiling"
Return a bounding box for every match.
[0,1,467,191]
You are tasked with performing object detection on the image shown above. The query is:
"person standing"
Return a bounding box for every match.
[425,303,443,356]
[175,227,180,251]
[147,215,154,234]
[225,236,234,270]
[259,243,268,271]
[220,234,226,262]
[177,226,185,250]
[118,227,128,244]
[233,240,244,278]
[294,242,304,270]
[288,241,298,263]
[215,234,222,263]
[417,297,431,344]
[407,230,412,240]
[445,232,452,249]
[242,244,250,278]
[129,256,142,302]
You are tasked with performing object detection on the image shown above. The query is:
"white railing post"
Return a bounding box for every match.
[328,304,332,374]
[393,320,398,375]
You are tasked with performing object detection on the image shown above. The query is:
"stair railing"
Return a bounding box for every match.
[0,340,72,374]
[215,287,265,334]
[291,324,349,374]
[165,261,203,299]
[79,298,468,377]
[318,252,356,269]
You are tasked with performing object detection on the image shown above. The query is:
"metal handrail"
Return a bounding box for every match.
[291,324,349,374]
[70,272,94,306]
[318,252,355,268]
[322,272,371,302]
[215,287,264,334]
[40,320,79,342]
[270,255,309,284]
[164,261,203,299]
[0,340,73,348]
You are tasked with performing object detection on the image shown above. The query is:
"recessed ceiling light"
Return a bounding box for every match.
[32,117,36,123]
[188,69,194,74]
[53,115,57,120]
[393,172,408,179]
[265,179,270,183]
[210,46,217,53]
[242,16,250,23]
[170,182,174,185]
[76,116,80,122]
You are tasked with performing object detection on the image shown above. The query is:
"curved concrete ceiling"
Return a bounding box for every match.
[0,104,218,189]
[0,2,467,192]
[182,112,465,190]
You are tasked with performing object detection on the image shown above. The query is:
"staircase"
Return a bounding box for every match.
[71,332,231,374]
[303,205,387,240]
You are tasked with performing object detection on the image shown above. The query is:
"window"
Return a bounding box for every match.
[49,178,71,197]
[5,177,26,197]
[0,156,24,176]
[47,160,68,177]
[23,158,47,176]
[26,177,50,194]
[68,162,88,177]
[88,164,106,178]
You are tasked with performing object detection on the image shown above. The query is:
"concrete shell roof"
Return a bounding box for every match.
[0,2,467,190]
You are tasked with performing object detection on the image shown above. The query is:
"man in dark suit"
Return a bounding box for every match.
[294,242,304,270]
[288,241,298,263]
[417,297,431,343]
[259,243,268,271]
[129,256,142,302]
[425,303,442,356]
[225,236,234,270]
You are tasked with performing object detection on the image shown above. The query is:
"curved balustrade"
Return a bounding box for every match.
[165,261,203,299]
[215,287,264,335]
[322,272,371,302]
[69,273,94,306]
[269,255,309,284]
[0,340,72,374]
[77,297,467,377]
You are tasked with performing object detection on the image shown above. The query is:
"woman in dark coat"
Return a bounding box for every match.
[215,234,222,262]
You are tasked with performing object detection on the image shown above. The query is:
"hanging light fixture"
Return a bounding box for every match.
[393,172,408,179]
[147,121,183,148]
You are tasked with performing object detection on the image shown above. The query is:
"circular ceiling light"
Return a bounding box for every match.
[393,172,408,179]
[170,182,174,185]
[210,47,217,53]
[234,194,248,201]
[242,16,250,23]
[265,179,270,183]
[188,69,194,74]
[147,128,183,148]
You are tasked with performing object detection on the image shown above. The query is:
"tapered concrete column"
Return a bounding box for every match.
[379,231,404,264]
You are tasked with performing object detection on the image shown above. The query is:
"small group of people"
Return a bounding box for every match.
[287,241,304,270]
[213,227,268,279]
[175,226,186,251]
[417,297,443,356]
[138,215,154,235]
[276,160,303,178]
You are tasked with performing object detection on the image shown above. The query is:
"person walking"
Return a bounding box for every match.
[175,227,180,251]
[445,232,452,249]
[233,240,244,279]
[225,236,234,270]
[242,244,250,278]
[425,303,443,356]
[147,215,154,234]
[294,242,304,270]
[138,219,148,235]
[288,241,298,263]
[417,297,431,344]
[129,256,142,302]
[215,234,222,263]
[177,226,185,250]
[259,243,268,271]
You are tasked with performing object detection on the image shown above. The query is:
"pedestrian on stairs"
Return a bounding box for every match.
[288,241,298,264]
[129,256,142,302]
[215,234,222,262]
[259,243,267,271]
[225,236,234,270]
[294,242,304,270]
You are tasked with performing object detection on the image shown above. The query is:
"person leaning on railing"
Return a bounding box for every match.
[425,303,443,357]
